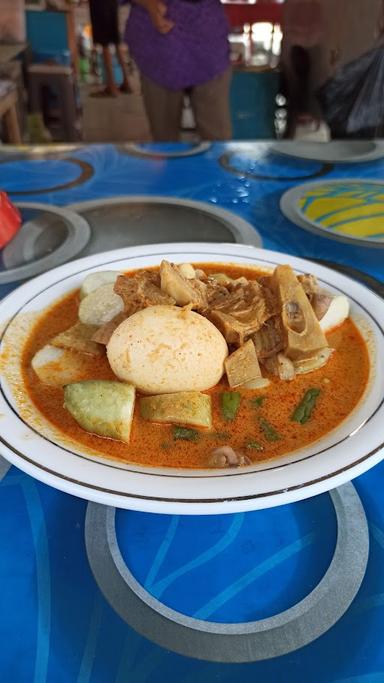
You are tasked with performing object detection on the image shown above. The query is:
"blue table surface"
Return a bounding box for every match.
[0,142,383,682]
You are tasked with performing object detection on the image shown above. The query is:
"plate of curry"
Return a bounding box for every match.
[0,243,383,513]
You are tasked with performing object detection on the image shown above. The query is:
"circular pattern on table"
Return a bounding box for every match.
[0,203,91,284]
[118,142,212,159]
[281,180,384,247]
[0,457,10,481]
[85,483,369,662]
[0,157,94,195]
[219,150,333,182]
[114,493,338,623]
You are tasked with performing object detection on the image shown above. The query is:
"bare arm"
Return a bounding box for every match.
[132,0,175,33]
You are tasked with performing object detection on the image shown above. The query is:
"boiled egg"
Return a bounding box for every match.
[319,295,350,333]
[107,305,228,394]
[31,345,90,386]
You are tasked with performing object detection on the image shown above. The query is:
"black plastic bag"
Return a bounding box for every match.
[317,44,384,134]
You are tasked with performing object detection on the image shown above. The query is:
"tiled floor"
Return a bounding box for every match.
[81,70,152,143]
[80,69,197,143]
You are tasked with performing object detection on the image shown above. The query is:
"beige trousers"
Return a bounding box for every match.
[141,67,232,141]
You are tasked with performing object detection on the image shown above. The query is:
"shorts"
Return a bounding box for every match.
[89,0,120,47]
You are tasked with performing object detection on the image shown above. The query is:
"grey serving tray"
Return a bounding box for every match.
[0,202,90,284]
[68,195,262,257]
[272,140,384,164]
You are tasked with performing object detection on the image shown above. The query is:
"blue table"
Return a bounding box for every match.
[0,142,383,682]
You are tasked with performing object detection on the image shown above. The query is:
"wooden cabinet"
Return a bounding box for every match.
[26,7,79,75]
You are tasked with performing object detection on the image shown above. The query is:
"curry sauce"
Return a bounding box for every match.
[21,265,370,468]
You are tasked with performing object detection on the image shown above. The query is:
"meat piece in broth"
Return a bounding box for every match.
[51,322,104,357]
[263,352,295,381]
[298,273,342,327]
[208,446,251,468]
[252,316,285,360]
[298,273,319,301]
[311,293,333,321]
[160,260,208,308]
[92,312,127,345]
[207,280,277,346]
[114,271,175,316]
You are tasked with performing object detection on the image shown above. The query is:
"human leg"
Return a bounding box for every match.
[285,45,328,138]
[140,74,184,141]
[89,0,120,96]
[115,44,133,93]
[99,46,119,96]
[190,67,232,140]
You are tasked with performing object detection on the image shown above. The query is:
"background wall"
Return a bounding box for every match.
[0,0,26,43]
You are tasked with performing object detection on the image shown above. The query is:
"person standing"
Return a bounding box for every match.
[280,0,384,138]
[124,0,232,141]
[280,0,327,138]
[89,0,132,97]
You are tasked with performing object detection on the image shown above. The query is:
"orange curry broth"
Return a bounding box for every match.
[21,264,370,468]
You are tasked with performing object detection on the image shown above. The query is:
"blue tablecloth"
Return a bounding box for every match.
[0,142,383,682]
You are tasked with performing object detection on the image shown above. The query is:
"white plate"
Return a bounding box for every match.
[0,243,383,514]
[272,140,384,164]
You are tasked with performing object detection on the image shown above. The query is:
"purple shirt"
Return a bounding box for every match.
[125,0,230,90]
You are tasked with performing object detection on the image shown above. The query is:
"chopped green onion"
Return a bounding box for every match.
[291,388,321,425]
[245,439,264,451]
[220,392,241,421]
[172,426,199,442]
[250,396,267,408]
[258,417,281,442]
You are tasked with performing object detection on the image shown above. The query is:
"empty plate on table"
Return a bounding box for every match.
[69,196,262,255]
[280,179,384,247]
[0,202,90,284]
[0,242,383,514]
[272,140,384,164]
